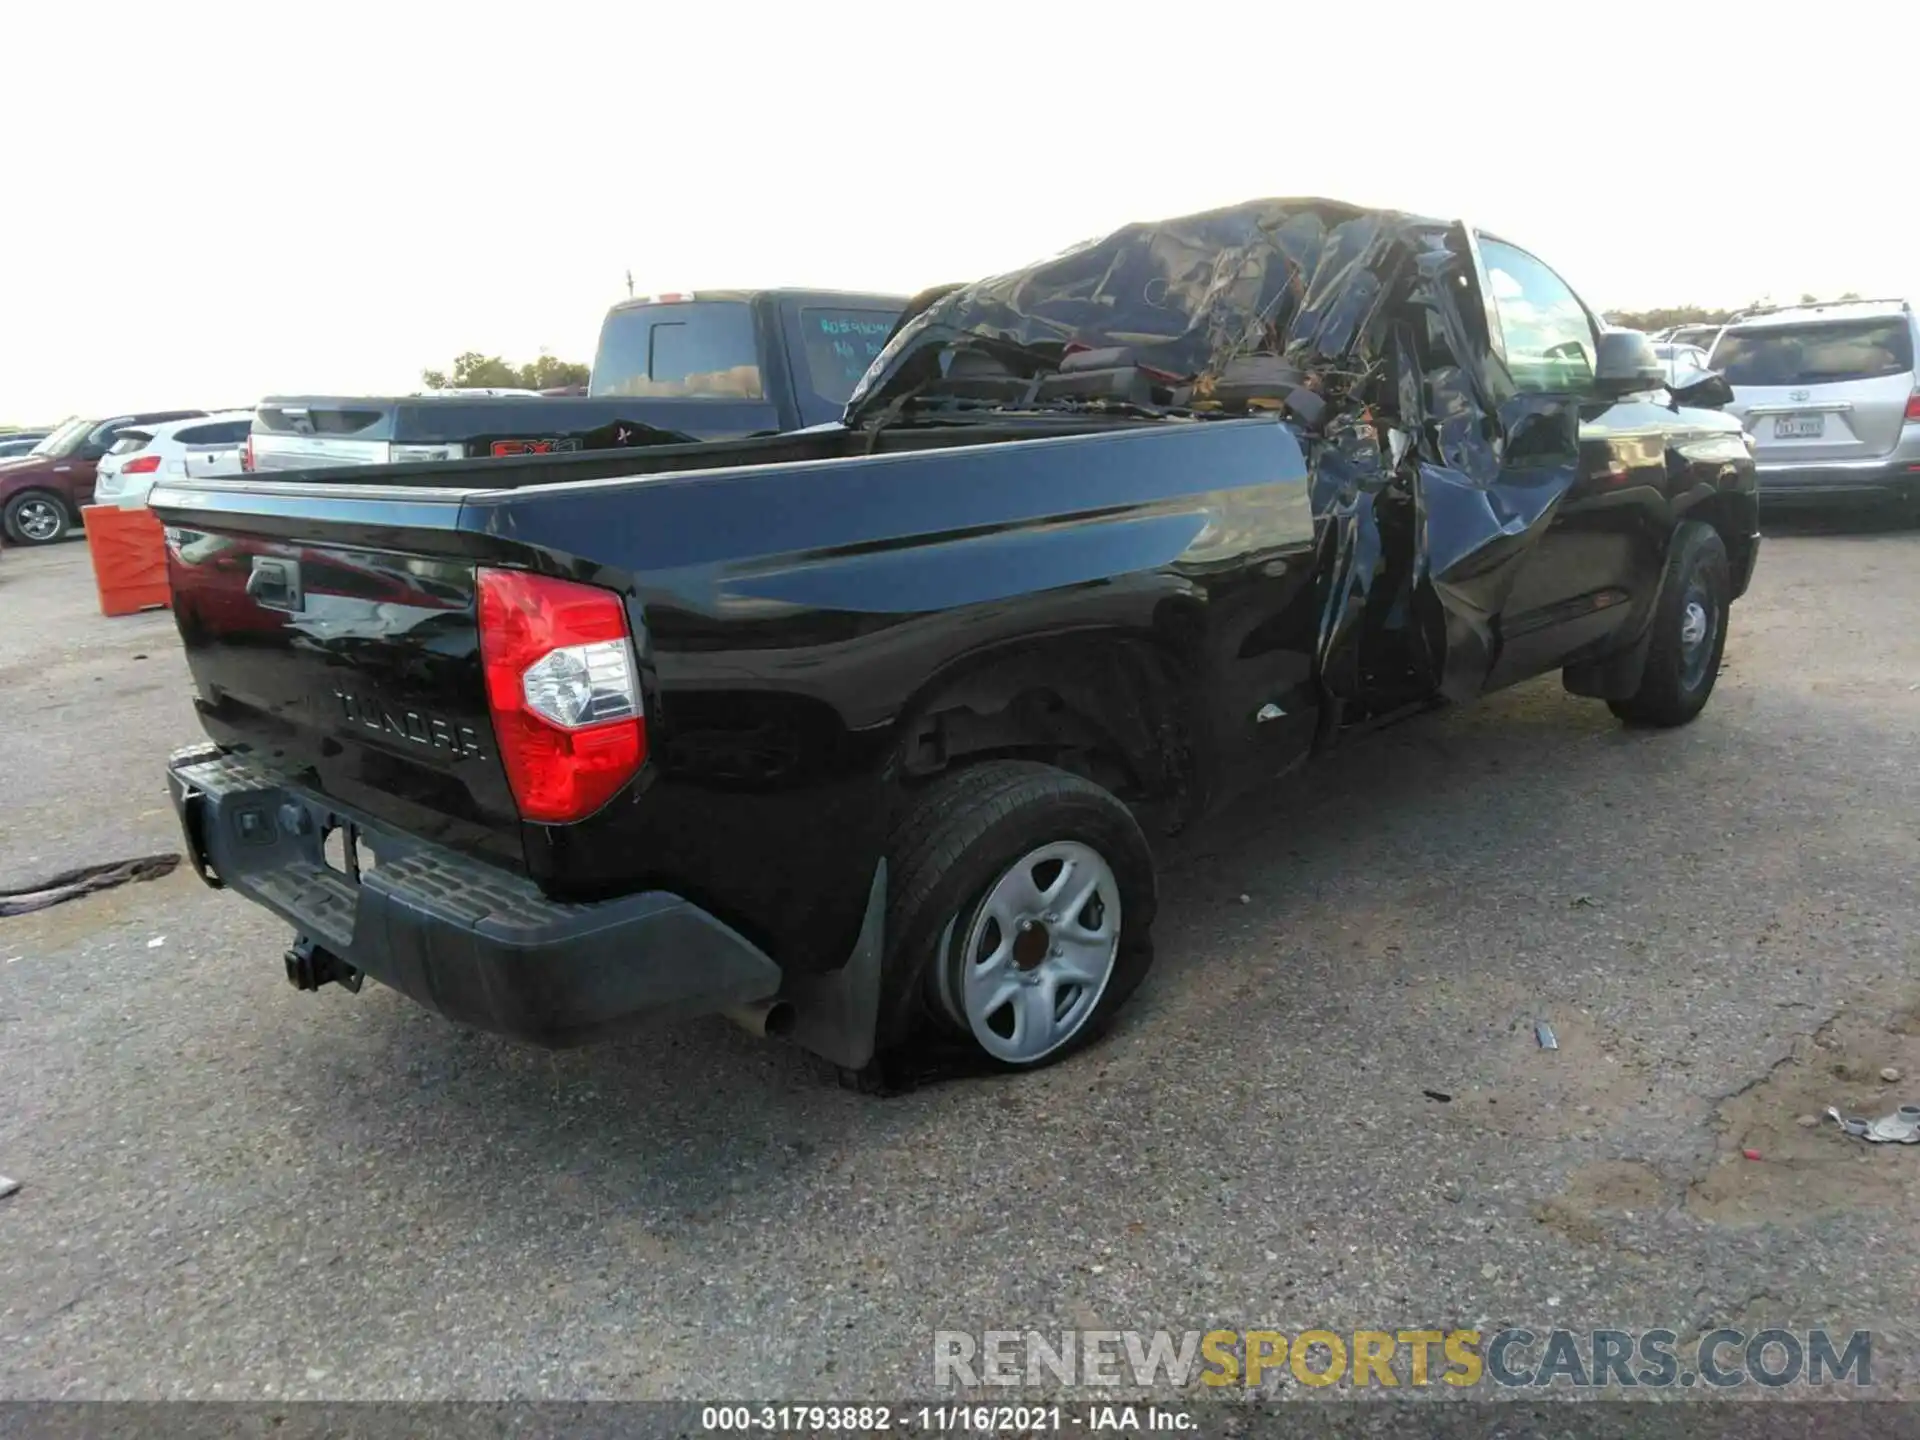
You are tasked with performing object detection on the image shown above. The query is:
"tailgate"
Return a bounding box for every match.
[251,401,395,470]
[1729,374,1912,464]
[154,480,525,871]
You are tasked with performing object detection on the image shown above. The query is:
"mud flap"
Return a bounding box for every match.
[783,861,886,1071]
[1561,558,1668,701]
[1561,629,1654,702]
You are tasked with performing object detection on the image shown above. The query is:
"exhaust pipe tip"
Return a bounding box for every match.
[724,998,796,1040]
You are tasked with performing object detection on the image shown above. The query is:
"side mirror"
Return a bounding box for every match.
[1670,369,1735,409]
[1593,330,1667,398]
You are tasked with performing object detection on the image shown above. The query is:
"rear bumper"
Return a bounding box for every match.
[1757,458,1920,507]
[166,745,783,1046]
[93,483,155,510]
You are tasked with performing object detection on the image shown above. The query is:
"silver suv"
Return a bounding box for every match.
[1709,299,1920,511]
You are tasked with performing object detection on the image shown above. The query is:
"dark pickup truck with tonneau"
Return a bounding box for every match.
[154,198,1759,1090]
[244,288,906,472]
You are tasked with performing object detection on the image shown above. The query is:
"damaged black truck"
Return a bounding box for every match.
[152,199,1759,1089]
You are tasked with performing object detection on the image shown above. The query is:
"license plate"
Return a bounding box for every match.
[1773,414,1824,439]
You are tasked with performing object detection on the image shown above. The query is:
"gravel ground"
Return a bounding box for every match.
[1,521,1918,1407]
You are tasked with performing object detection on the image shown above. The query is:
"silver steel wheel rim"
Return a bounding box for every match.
[15,499,60,541]
[1680,600,1708,649]
[952,839,1121,1064]
[1678,582,1717,690]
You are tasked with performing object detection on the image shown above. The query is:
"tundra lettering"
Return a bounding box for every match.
[335,690,484,758]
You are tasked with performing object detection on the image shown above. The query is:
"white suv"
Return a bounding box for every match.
[1709,299,1920,512]
[94,411,255,508]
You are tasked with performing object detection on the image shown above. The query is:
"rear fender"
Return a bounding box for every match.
[891,629,1202,824]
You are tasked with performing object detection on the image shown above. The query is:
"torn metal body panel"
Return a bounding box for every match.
[851,198,1759,722]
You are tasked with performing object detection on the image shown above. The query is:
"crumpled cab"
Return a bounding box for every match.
[150,198,1758,1092]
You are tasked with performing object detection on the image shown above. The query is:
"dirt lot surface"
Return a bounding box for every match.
[1,520,1917,1406]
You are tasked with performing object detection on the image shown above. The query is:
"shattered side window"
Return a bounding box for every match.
[1479,239,1596,395]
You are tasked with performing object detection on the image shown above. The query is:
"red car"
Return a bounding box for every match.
[0,410,205,545]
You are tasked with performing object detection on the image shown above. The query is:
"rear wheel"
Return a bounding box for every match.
[3,489,72,545]
[884,761,1156,1074]
[1608,520,1729,728]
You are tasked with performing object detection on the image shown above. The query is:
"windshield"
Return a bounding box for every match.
[1711,318,1914,387]
[30,415,93,457]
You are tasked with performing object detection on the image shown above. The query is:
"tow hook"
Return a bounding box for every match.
[284,935,363,993]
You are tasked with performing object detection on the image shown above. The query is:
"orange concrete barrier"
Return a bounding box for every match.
[81,505,171,617]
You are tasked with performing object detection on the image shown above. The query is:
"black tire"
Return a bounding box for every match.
[879,760,1157,1075]
[1608,520,1730,728]
[3,489,73,546]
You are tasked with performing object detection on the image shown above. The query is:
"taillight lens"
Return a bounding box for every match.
[477,568,645,823]
[1905,392,1920,422]
[121,455,162,474]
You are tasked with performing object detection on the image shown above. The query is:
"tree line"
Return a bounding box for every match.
[1603,293,1864,332]
[421,352,590,392]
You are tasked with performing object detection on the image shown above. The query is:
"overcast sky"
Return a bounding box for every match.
[5,1,1913,423]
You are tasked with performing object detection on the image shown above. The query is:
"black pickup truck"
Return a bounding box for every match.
[153,198,1759,1090]
[244,288,906,472]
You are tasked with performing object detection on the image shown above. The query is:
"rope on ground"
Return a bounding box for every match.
[0,853,182,917]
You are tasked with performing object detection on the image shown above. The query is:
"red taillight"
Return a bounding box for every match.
[1905,392,1920,423]
[121,455,162,474]
[477,568,645,824]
